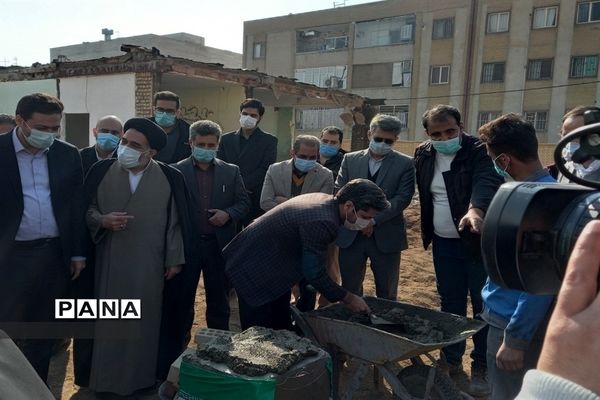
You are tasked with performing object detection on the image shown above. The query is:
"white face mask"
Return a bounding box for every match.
[117,144,143,169]
[240,115,258,130]
[562,142,580,162]
[343,206,371,231]
[574,159,600,177]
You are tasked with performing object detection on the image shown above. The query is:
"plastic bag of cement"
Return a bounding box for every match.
[177,358,276,400]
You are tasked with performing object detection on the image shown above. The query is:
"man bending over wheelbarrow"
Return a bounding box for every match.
[223,178,390,330]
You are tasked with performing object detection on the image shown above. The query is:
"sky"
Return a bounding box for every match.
[3,0,378,67]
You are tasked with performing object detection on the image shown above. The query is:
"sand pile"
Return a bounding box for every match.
[192,327,320,376]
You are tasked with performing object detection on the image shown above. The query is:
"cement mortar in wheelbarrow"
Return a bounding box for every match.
[302,297,485,364]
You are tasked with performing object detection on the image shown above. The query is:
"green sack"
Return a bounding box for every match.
[178,359,277,400]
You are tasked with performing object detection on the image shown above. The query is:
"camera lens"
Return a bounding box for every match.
[482,182,597,295]
[553,192,600,275]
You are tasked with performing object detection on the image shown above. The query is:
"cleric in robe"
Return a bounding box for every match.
[78,118,197,396]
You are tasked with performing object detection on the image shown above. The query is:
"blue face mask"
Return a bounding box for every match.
[320,143,339,157]
[154,111,176,127]
[492,154,511,179]
[431,135,461,155]
[23,122,55,150]
[192,146,216,163]
[369,140,392,156]
[96,132,120,151]
[294,157,317,173]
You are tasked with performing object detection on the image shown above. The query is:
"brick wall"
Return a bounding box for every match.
[134,72,157,117]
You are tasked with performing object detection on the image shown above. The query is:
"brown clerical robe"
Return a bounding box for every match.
[86,160,184,395]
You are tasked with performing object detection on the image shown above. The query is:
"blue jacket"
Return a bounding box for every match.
[481,170,556,350]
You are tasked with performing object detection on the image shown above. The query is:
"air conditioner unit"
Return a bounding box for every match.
[325,76,341,88]
[325,76,345,89]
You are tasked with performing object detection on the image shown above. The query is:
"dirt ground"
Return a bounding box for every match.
[49,198,482,399]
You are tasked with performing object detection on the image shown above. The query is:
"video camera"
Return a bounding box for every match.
[482,110,600,295]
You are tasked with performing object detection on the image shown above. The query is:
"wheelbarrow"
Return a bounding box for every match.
[291,296,486,400]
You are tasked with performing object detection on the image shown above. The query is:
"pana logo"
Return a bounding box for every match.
[55,299,142,319]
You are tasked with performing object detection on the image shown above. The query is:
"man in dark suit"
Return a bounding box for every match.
[79,115,123,175]
[319,125,347,180]
[0,93,86,382]
[151,90,191,164]
[335,114,415,301]
[173,120,250,330]
[224,179,390,330]
[217,98,278,226]
[0,113,16,134]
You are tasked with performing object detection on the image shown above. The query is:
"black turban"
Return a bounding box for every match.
[123,118,167,151]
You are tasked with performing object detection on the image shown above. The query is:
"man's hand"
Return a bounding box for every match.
[70,260,86,280]
[536,220,600,395]
[275,196,289,204]
[164,265,182,280]
[208,209,231,227]
[361,220,375,237]
[458,207,484,234]
[342,292,370,313]
[101,212,134,232]
[496,341,525,371]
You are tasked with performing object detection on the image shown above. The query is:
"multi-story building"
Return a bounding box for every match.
[244,0,600,142]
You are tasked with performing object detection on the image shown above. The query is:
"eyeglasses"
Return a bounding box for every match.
[373,137,395,145]
[155,107,176,114]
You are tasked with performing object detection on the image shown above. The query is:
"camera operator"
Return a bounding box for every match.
[515,220,600,400]
[549,105,600,182]
[478,113,556,399]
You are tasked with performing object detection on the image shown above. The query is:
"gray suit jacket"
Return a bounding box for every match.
[260,159,334,211]
[335,149,415,253]
[0,330,55,400]
[173,157,251,250]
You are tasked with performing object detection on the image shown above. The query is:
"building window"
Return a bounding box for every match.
[487,12,510,33]
[577,1,600,24]
[570,55,599,78]
[527,59,554,80]
[378,105,409,130]
[525,111,548,131]
[432,18,454,39]
[296,107,345,131]
[392,60,412,87]
[533,6,558,28]
[481,62,505,83]
[430,65,450,85]
[478,112,501,128]
[253,42,265,59]
[324,36,348,51]
[296,25,349,53]
[294,66,347,89]
[354,15,416,48]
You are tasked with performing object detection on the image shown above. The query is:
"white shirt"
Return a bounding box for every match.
[431,152,460,239]
[127,160,152,193]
